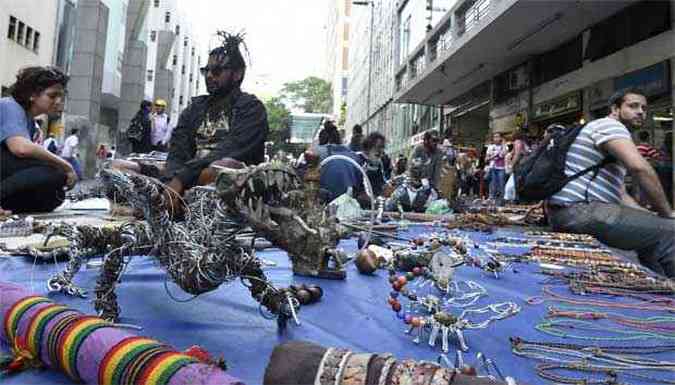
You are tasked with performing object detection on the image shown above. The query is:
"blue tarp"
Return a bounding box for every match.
[1,224,673,384]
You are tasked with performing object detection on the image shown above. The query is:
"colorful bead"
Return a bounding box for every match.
[390,291,399,299]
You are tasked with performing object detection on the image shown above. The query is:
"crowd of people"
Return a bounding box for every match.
[0,31,673,277]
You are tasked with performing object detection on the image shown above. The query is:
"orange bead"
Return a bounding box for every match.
[396,276,407,286]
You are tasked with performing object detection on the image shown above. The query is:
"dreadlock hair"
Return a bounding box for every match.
[9,66,69,110]
[209,30,249,86]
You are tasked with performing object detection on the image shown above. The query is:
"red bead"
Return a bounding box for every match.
[392,301,402,312]
[392,282,402,292]
[396,276,407,286]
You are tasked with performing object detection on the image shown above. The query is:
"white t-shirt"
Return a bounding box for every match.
[61,134,79,158]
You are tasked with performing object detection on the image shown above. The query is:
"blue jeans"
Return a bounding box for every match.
[488,168,506,201]
[65,157,82,180]
[549,202,675,278]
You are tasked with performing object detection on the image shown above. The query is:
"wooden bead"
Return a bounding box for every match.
[356,249,379,274]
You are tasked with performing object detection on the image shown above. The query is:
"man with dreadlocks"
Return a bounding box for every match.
[113,31,268,209]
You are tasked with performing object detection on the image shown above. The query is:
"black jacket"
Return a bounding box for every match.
[165,89,268,188]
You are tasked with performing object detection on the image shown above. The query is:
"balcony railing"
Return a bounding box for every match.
[409,52,426,80]
[457,0,492,37]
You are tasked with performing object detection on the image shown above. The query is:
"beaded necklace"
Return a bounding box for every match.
[386,269,519,352]
[536,318,675,341]
[547,306,675,334]
[511,337,675,384]
[527,285,675,312]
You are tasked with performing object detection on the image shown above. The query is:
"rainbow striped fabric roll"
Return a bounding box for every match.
[0,281,244,385]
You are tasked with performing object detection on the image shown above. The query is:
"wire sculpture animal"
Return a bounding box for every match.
[46,168,301,328]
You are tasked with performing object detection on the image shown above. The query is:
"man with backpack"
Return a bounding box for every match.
[518,88,674,277]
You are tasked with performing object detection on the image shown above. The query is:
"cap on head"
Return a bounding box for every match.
[154,99,167,107]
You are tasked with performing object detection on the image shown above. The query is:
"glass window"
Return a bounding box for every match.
[181,65,185,74]
[183,37,188,47]
[147,69,154,81]
[175,24,180,35]
[165,12,170,23]
[154,0,160,7]
[33,31,40,52]
[7,16,16,40]
[179,95,184,105]
[25,26,32,46]
[17,21,24,44]
[172,55,177,65]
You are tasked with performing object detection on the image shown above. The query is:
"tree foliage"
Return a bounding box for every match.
[281,76,333,113]
[263,97,291,152]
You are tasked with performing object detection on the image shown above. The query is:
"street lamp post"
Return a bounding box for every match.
[353,1,374,132]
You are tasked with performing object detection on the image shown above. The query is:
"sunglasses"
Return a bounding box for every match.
[199,65,230,77]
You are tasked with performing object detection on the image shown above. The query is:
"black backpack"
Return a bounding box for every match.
[126,115,144,142]
[513,125,613,203]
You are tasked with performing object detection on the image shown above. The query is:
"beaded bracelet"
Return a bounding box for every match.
[339,353,374,385]
[388,359,417,385]
[377,355,397,385]
[316,348,351,385]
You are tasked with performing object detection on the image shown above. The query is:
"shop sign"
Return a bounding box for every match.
[614,61,670,98]
[586,78,614,110]
[533,92,581,121]
[410,131,426,146]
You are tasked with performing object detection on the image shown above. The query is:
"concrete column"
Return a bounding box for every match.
[66,0,108,178]
[117,0,150,155]
[154,31,176,106]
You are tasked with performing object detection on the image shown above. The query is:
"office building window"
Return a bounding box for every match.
[17,21,24,43]
[165,12,170,23]
[7,16,16,40]
[179,95,184,105]
[147,69,153,81]
[154,0,160,7]
[33,31,39,52]
[25,26,32,46]
[183,37,188,47]
[150,30,156,42]
[191,47,195,56]
[172,55,177,65]
[189,73,193,83]
[175,24,180,35]
[181,65,185,74]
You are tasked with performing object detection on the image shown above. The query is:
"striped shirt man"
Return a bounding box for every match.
[550,117,631,205]
[636,143,661,161]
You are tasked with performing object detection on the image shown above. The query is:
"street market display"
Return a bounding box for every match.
[0,282,243,384]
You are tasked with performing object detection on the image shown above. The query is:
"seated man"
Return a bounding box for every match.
[0,66,76,214]
[112,31,268,211]
[385,157,439,213]
[547,88,675,277]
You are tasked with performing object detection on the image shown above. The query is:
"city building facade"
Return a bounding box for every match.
[324,0,352,128]
[346,0,674,157]
[144,0,202,129]
[0,0,60,96]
